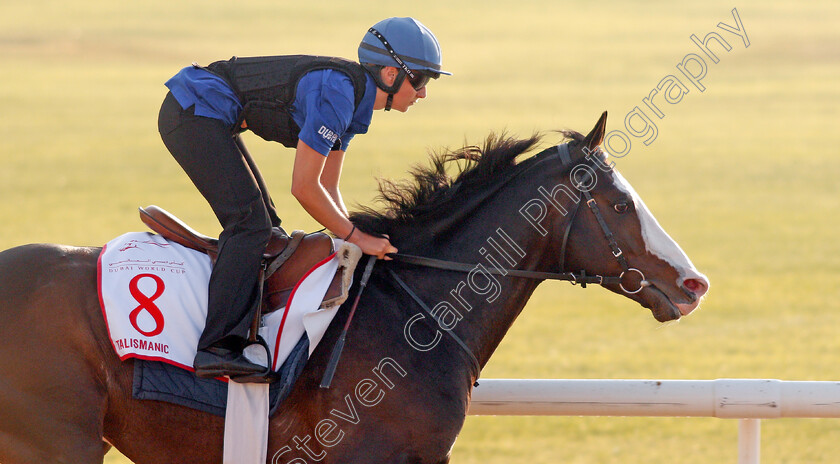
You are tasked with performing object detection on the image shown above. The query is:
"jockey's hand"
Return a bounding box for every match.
[350,230,397,260]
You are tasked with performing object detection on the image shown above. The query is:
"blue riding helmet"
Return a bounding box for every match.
[358,17,451,77]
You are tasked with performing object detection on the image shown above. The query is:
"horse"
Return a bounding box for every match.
[0,112,708,464]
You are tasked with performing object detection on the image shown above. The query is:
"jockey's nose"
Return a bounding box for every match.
[416,86,427,98]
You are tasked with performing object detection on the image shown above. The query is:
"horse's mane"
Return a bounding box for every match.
[351,130,584,235]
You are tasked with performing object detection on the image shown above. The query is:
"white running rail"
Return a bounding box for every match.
[468,379,840,464]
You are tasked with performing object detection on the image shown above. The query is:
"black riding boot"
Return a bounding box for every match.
[193,342,265,379]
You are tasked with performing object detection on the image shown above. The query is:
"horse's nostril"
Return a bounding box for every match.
[682,278,708,297]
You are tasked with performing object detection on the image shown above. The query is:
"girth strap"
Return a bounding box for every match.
[264,230,306,279]
[247,230,304,347]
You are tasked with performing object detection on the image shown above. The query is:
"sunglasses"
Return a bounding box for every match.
[407,71,436,91]
[365,28,439,92]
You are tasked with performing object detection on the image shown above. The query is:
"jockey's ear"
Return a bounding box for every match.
[582,111,608,151]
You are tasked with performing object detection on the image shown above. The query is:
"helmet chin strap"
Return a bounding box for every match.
[363,28,416,112]
[383,70,407,111]
[361,62,408,112]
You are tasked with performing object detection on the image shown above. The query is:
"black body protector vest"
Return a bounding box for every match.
[206,55,368,148]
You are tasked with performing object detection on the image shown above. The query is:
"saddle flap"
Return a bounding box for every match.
[263,233,336,311]
[264,240,361,313]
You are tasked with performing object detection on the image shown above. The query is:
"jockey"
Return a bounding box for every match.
[157,17,451,380]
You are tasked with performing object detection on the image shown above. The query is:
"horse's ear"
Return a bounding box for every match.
[582,111,608,151]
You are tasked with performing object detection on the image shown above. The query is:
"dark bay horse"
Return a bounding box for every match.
[0,112,708,463]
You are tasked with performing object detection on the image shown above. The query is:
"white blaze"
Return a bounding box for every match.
[611,170,703,285]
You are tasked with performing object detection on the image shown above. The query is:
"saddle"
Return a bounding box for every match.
[138,206,356,316]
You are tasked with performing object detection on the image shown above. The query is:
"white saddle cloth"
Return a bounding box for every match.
[98,231,359,464]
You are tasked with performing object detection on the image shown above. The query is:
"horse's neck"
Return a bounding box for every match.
[394,196,556,370]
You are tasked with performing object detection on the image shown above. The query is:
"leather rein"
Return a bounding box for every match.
[384,142,649,385]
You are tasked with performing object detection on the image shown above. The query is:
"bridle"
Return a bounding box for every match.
[556,143,649,295]
[384,142,649,384]
[390,142,649,294]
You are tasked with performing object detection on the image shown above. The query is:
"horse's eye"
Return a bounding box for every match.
[614,201,632,214]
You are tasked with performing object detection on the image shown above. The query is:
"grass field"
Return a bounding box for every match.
[2,0,839,462]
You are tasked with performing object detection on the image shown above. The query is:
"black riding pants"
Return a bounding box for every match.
[158,92,280,351]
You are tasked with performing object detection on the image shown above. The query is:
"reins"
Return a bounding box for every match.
[380,142,650,387]
[386,268,483,386]
[390,253,619,286]
[389,143,649,294]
